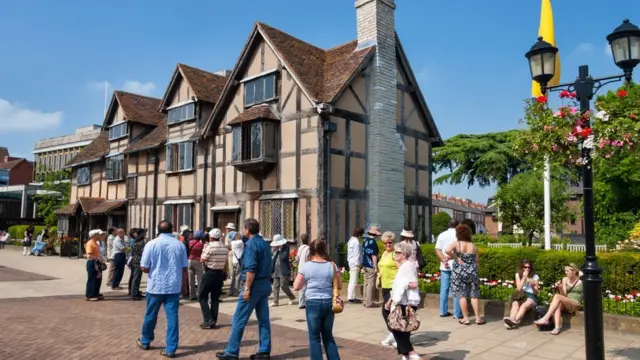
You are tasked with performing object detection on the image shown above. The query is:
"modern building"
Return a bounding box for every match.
[32,125,102,182]
[58,0,443,253]
[0,149,37,226]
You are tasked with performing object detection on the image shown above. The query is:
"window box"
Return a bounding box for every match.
[230,120,277,179]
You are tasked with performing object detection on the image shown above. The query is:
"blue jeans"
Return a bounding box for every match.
[225,279,272,356]
[140,293,180,354]
[305,298,341,360]
[112,252,126,288]
[440,270,462,318]
[85,260,101,298]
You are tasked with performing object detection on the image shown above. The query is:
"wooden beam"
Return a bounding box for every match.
[295,87,302,190]
[281,108,316,122]
[331,108,368,124]
[329,187,367,199]
[396,83,414,93]
[348,85,367,113]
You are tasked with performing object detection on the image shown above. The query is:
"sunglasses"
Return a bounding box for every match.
[523,266,531,269]
[394,251,403,254]
[384,242,394,245]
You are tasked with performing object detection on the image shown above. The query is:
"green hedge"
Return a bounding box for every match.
[419,244,640,296]
[7,225,57,242]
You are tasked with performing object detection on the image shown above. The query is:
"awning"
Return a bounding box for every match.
[211,205,241,211]
[259,193,298,200]
[163,199,195,205]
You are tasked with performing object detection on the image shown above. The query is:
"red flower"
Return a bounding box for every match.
[536,95,548,103]
[559,90,576,99]
[430,276,436,281]
[418,272,424,278]
[631,113,637,120]
[617,89,628,98]
[580,127,593,138]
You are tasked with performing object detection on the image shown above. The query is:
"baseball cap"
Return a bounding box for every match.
[209,228,222,239]
[88,229,105,238]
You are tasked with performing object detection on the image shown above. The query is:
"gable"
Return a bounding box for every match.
[168,75,192,107]
[102,93,124,129]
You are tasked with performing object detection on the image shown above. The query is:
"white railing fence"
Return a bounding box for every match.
[487,243,608,252]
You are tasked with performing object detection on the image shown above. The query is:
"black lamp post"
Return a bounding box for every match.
[526,19,640,360]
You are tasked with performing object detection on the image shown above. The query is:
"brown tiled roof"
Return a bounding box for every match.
[0,159,25,169]
[87,199,127,215]
[54,203,77,215]
[124,125,167,154]
[114,91,164,126]
[178,64,228,104]
[66,131,109,168]
[227,104,279,125]
[257,23,375,102]
[76,198,127,215]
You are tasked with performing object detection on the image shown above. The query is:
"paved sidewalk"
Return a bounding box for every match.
[1,247,638,359]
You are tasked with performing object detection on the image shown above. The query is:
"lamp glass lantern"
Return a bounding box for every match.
[525,36,558,87]
[607,19,640,73]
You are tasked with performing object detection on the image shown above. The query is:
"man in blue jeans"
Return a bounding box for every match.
[435,219,462,319]
[217,218,272,360]
[136,220,188,358]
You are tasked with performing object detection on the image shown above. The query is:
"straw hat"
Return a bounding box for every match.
[367,225,382,236]
[225,223,236,230]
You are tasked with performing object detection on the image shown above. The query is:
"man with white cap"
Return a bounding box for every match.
[198,228,229,329]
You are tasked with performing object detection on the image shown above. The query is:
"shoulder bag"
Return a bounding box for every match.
[387,305,421,332]
[331,262,344,314]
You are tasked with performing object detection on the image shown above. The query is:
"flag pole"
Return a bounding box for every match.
[103,81,109,117]
[544,157,552,249]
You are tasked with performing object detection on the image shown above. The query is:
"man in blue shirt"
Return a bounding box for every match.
[217,218,272,360]
[362,224,381,308]
[136,221,188,358]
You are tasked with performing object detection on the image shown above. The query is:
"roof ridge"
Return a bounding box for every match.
[256,22,326,53]
[324,39,358,52]
[178,63,227,79]
[114,90,161,101]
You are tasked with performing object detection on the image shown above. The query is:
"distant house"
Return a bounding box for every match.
[431,193,487,233]
[0,150,36,222]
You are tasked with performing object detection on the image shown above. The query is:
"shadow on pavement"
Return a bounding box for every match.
[411,330,450,347]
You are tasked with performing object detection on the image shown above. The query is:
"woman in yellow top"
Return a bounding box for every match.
[85,229,105,301]
[378,231,399,347]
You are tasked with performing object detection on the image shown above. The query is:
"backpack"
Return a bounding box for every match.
[415,241,426,270]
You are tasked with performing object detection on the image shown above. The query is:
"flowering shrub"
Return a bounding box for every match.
[290,249,298,274]
[517,85,640,166]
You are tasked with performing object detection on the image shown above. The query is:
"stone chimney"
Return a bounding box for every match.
[355,0,403,233]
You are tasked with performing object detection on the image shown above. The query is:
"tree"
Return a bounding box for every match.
[494,170,572,246]
[433,130,530,188]
[34,169,71,227]
[431,211,452,238]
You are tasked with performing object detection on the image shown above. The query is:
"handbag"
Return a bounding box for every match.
[387,305,421,332]
[331,262,344,314]
[100,261,107,271]
[415,241,426,270]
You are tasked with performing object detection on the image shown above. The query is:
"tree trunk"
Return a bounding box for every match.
[528,231,534,247]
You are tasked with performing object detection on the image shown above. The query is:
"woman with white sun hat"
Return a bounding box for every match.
[270,234,296,306]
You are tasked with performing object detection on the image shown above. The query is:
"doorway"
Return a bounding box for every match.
[214,211,239,233]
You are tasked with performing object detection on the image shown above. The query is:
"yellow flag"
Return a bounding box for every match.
[532,0,561,97]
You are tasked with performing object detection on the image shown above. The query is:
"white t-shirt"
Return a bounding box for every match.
[435,228,457,271]
[521,274,540,294]
[347,236,362,269]
[230,239,244,265]
[297,244,310,269]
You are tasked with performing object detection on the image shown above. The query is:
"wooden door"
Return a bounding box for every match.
[216,212,238,236]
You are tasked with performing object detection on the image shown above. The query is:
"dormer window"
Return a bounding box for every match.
[106,154,125,181]
[244,72,277,107]
[168,102,196,124]
[109,122,128,140]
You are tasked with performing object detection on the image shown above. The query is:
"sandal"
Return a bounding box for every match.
[550,328,562,335]
[458,319,470,325]
[476,319,486,325]
[534,319,549,326]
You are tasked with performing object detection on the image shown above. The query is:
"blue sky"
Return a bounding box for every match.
[1,0,638,203]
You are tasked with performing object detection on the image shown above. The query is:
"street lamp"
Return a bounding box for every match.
[526,19,640,360]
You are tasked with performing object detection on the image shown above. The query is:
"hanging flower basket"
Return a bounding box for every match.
[516,85,640,166]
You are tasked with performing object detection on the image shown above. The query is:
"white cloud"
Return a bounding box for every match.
[571,42,595,55]
[87,80,156,96]
[605,43,613,58]
[122,81,156,95]
[0,98,62,131]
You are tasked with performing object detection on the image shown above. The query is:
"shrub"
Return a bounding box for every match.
[8,225,57,241]
[473,233,496,244]
[432,212,452,237]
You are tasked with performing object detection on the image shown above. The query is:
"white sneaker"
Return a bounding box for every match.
[288,300,295,305]
[409,354,422,360]
[269,302,278,307]
[402,356,408,360]
[381,333,395,346]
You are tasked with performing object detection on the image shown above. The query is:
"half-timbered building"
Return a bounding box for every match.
[58,0,442,252]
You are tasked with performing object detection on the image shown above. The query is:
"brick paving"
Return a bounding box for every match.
[0,265,56,282]
[0,293,402,360]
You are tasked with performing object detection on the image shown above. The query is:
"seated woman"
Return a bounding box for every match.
[32,237,47,256]
[534,263,583,335]
[504,259,539,329]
